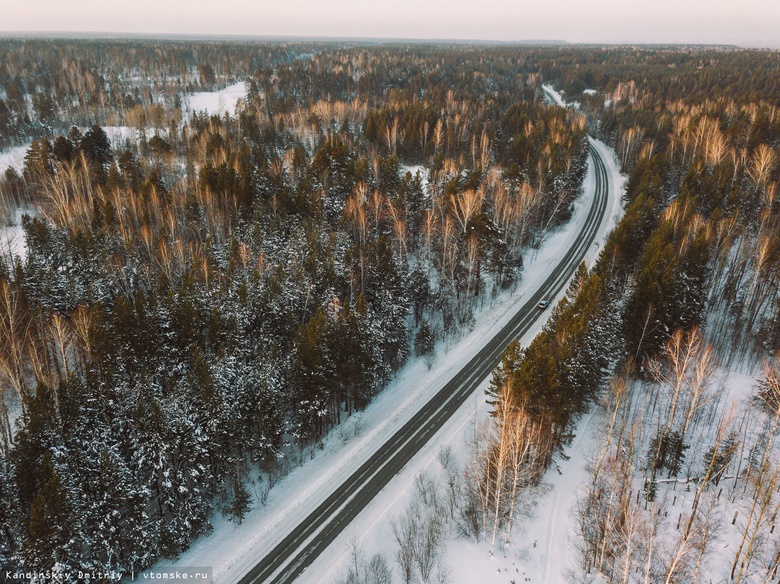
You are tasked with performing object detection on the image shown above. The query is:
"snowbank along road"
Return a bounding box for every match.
[238,141,611,584]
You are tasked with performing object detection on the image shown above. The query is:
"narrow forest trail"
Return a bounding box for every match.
[539,410,598,584]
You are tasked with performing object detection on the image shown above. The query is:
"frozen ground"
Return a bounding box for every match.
[571,361,771,584]
[0,144,29,260]
[0,143,29,174]
[154,137,625,583]
[0,125,140,176]
[184,82,247,117]
[0,80,249,178]
[102,125,141,151]
[0,207,29,261]
[542,85,567,108]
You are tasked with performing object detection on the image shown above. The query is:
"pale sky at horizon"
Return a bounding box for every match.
[3,0,779,48]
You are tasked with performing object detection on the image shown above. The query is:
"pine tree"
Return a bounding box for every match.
[24,453,69,569]
[414,321,435,358]
[227,468,252,525]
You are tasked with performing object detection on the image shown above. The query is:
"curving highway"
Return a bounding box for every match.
[238,141,611,584]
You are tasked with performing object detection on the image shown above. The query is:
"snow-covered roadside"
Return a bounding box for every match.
[155,139,625,583]
[294,139,624,584]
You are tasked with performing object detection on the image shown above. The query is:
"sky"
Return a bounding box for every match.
[3,0,779,48]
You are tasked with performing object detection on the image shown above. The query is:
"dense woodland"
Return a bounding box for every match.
[478,47,780,583]
[0,41,588,572]
[2,40,780,581]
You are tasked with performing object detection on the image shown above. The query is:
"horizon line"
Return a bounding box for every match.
[0,30,768,49]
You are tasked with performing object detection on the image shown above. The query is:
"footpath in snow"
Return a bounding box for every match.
[156,137,625,584]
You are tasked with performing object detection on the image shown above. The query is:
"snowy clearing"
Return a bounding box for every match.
[184,82,247,117]
[0,125,144,175]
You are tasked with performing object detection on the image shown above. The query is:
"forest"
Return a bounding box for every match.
[0,40,588,572]
[476,47,780,583]
[1,40,780,582]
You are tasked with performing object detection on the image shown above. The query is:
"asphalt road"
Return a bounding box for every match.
[238,141,610,584]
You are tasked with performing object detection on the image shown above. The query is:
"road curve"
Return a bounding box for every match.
[238,141,610,584]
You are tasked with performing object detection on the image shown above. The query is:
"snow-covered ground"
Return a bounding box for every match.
[0,125,140,175]
[0,127,140,175]
[1,82,248,189]
[571,358,775,584]
[183,82,247,117]
[0,143,30,174]
[153,138,625,583]
[0,81,249,178]
[0,207,29,261]
[102,125,140,151]
[298,140,624,584]
[689,366,771,582]
[542,85,567,108]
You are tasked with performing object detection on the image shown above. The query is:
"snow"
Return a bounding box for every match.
[183,82,247,117]
[404,410,599,584]
[542,85,567,108]
[0,127,163,173]
[555,302,775,584]
[525,412,597,584]
[0,207,29,261]
[0,143,30,174]
[590,138,626,239]
[296,140,624,584]
[156,138,625,583]
[401,164,431,196]
[102,126,136,142]
[0,127,140,174]
[0,129,140,174]
[583,89,598,96]
[401,164,426,178]
[102,125,139,151]
[542,84,588,112]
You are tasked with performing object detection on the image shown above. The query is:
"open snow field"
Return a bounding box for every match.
[184,82,247,117]
[154,137,625,583]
